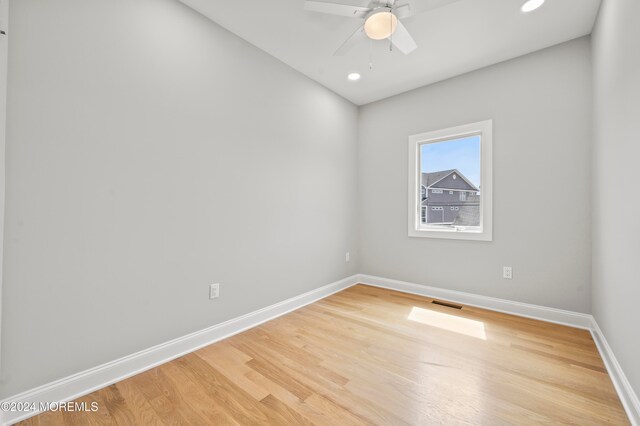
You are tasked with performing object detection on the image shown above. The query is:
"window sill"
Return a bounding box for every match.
[408,226,492,241]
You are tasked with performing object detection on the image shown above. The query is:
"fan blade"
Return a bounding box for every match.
[334,25,367,56]
[390,21,417,54]
[395,0,459,19]
[304,1,371,18]
[394,2,413,19]
[412,0,460,14]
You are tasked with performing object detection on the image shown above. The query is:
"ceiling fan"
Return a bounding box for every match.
[304,0,420,56]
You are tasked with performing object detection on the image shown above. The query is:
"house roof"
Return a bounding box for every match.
[421,169,479,191]
[422,169,456,187]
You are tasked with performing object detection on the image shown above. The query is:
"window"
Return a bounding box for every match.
[407,120,492,241]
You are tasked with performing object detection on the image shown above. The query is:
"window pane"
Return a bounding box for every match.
[420,135,481,228]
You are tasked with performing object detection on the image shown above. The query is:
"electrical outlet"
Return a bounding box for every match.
[345,252,350,262]
[209,283,220,299]
[503,266,513,280]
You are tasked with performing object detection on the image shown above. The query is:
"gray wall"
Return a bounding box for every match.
[0,0,358,398]
[592,0,640,397]
[358,38,592,313]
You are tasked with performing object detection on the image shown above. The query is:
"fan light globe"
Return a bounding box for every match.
[364,9,398,40]
[521,0,544,12]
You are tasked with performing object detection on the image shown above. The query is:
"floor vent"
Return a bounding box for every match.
[432,300,463,309]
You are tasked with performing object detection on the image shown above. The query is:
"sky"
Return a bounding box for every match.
[421,135,481,187]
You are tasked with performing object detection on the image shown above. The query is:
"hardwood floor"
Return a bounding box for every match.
[19,285,629,425]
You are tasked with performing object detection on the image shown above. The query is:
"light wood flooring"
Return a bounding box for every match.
[19,284,629,425]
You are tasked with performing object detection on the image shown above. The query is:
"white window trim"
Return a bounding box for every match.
[407,120,493,241]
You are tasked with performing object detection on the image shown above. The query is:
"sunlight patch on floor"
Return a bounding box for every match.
[408,306,487,340]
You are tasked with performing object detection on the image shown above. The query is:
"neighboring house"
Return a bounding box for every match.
[421,169,480,226]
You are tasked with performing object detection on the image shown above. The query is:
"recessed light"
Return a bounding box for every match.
[521,0,544,12]
[347,72,361,81]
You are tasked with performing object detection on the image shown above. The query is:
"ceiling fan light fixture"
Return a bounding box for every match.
[521,0,544,12]
[364,8,398,40]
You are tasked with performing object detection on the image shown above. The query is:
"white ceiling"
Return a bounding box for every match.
[178,0,601,105]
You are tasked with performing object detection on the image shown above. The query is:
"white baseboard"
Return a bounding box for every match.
[3,273,637,426]
[0,274,360,426]
[590,319,640,426]
[356,274,593,329]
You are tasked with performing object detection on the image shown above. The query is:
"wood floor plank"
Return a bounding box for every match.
[243,369,336,425]
[112,379,165,426]
[158,360,241,425]
[128,367,208,425]
[258,394,315,426]
[94,385,138,426]
[195,341,271,401]
[171,353,273,424]
[17,284,630,425]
